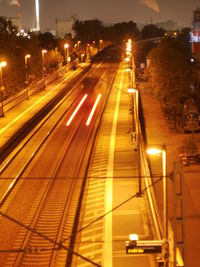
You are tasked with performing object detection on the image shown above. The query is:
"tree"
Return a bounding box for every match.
[110,21,140,42]
[141,24,165,39]
[39,32,56,50]
[0,17,25,98]
[73,19,140,43]
[44,49,63,73]
[178,27,191,49]
[147,37,192,128]
[0,16,18,53]
[73,19,104,43]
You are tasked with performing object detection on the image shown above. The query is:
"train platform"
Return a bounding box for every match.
[75,63,156,267]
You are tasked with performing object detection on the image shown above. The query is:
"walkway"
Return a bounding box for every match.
[76,63,156,267]
[139,82,200,266]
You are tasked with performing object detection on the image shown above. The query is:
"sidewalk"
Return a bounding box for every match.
[0,65,87,159]
[139,83,200,266]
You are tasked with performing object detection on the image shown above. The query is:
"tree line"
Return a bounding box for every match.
[142,29,194,130]
[0,15,192,111]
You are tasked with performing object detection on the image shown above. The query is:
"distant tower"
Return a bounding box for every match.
[35,0,40,31]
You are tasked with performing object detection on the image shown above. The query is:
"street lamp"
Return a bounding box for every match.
[146,144,168,266]
[86,43,91,61]
[77,40,81,52]
[81,53,85,63]
[125,57,131,62]
[64,43,69,66]
[42,49,47,89]
[0,61,7,117]
[125,39,135,88]
[128,87,141,194]
[128,88,139,134]
[25,54,31,99]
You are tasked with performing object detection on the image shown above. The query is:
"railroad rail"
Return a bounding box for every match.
[0,57,119,266]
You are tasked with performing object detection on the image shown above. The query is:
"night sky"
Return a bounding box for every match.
[0,0,200,30]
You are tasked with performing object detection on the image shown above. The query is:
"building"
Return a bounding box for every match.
[191,8,200,112]
[191,7,200,61]
[56,18,75,38]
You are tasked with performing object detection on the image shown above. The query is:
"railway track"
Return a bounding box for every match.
[0,57,119,267]
[0,61,104,207]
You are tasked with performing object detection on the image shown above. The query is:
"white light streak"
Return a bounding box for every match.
[86,94,102,126]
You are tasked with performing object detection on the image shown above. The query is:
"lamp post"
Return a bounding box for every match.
[99,39,103,51]
[42,49,47,89]
[146,145,168,266]
[128,88,139,134]
[25,54,31,99]
[125,39,136,88]
[81,53,85,63]
[86,43,91,61]
[0,61,7,117]
[64,43,69,65]
[128,87,141,195]
[77,40,81,52]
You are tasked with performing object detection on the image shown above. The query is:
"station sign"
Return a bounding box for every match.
[126,240,163,255]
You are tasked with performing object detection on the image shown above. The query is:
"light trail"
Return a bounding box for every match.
[86,94,102,126]
[66,94,88,126]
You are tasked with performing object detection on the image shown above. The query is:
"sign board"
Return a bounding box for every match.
[126,240,163,255]
[126,244,162,254]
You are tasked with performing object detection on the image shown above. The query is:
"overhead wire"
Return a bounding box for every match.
[0,175,162,267]
[0,45,159,266]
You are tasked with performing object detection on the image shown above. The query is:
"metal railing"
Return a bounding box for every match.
[0,64,73,117]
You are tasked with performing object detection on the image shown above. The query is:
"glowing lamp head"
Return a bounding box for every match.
[64,43,69,49]
[129,234,139,241]
[0,61,7,67]
[128,88,137,93]
[146,148,163,155]
[125,68,131,72]
[125,57,131,62]
[42,49,47,54]
[25,54,31,59]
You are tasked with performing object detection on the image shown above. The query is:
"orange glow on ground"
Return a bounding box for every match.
[86,94,102,126]
[66,94,88,126]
